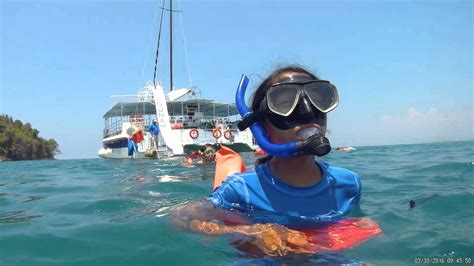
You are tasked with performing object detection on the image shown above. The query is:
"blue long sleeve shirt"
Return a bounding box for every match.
[208,161,361,228]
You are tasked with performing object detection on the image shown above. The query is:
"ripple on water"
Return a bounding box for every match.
[0,210,42,224]
[22,195,47,203]
[0,142,473,265]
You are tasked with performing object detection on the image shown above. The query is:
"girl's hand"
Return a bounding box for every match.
[232,223,320,256]
[189,220,231,235]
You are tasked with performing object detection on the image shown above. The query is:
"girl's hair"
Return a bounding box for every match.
[251,65,319,166]
[250,65,319,111]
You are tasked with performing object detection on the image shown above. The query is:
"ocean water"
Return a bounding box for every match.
[1,141,473,265]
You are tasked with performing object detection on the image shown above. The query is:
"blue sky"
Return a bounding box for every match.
[1,0,472,159]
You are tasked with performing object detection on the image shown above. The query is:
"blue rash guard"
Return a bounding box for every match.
[149,123,160,135]
[208,161,361,227]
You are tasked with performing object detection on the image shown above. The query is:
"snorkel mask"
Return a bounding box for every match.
[235,74,339,158]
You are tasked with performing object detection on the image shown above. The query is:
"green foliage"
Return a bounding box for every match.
[0,115,61,161]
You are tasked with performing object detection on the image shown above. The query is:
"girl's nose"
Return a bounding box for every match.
[295,96,315,118]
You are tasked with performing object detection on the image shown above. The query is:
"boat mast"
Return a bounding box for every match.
[169,0,173,91]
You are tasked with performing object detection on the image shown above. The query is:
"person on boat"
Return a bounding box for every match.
[148,120,160,149]
[173,66,362,255]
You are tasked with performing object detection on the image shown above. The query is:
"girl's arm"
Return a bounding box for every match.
[171,200,320,256]
[172,200,250,234]
[173,146,319,255]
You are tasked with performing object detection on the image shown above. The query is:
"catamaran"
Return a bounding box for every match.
[98,1,255,159]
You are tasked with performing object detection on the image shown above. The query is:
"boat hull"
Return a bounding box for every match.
[184,143,255,153]
[98,147,145,159]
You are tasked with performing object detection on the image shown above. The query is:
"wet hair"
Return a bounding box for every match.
[250,65,319,166]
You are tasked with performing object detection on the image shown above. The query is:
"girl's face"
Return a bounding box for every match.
[263,71,328,143]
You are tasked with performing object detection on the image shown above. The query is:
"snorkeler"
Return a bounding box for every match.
[185,147,204,165]
[185,144,217,165]
[202,144,217,162]
[173,66,370,255]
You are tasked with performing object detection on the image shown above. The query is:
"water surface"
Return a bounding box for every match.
[1,141,473,265]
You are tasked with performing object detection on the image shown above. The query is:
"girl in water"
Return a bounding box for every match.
[173,65,363,256]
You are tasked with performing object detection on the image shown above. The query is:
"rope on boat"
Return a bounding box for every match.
[139,0,163,87]
[177,0,194,89]
[153,0,167,90]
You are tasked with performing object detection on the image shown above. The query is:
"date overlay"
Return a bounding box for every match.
[414,257,472,264]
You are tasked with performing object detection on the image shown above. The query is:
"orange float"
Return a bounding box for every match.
[213,145,246,190]
[171,123,183,129]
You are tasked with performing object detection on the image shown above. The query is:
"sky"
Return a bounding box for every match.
[1,0,472,159]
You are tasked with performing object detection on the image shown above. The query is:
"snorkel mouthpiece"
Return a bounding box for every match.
[298,127,320,140]
[297,128,331,157]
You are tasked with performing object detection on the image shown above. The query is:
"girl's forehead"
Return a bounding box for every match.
[275,71,311,83]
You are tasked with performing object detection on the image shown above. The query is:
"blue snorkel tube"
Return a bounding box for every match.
[236,74,299,157]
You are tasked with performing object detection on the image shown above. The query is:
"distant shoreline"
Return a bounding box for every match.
[339,139,474,149]
[0,115,60,161]
[46,139,474,160]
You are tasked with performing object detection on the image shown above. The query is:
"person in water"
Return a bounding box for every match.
[173,65,361,255]
[185,144,217,164]
[185,146,204,164]
[202,144,217,162]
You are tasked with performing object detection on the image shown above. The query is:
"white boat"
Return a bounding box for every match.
[98,1,255,159]
[336,146,356,153]
[98,84,256,159]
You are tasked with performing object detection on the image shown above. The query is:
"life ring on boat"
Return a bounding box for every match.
[212,128,222,139]
[171,123,183,129]
[223,129,232,140]
[189,129,199,139]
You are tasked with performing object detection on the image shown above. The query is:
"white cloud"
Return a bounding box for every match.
[381,107,463,129]
[378,107,473,144]
[302,107,472,148]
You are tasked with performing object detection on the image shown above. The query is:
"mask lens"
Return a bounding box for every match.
[305,82,339,113]
[266,84,300,116]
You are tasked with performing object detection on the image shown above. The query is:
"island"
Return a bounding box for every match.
[0,115,60,161]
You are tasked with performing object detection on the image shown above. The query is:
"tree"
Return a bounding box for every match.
[0,114,61,161]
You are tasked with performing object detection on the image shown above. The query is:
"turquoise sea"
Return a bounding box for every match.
[1,141,473,265]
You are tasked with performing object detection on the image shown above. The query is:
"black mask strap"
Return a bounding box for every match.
[237,100,266,131]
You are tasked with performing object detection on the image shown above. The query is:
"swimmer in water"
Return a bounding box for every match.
[202,144,217,162]
[173,65,362,256]
[185,145,217,165]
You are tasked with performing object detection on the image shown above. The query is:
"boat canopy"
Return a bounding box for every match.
[103,99,239,118]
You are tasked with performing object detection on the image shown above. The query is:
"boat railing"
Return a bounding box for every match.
[110,94,152,105]
[103,117,149,138]
[188,127,242,144]
[167,114,239,130]
[104,114,242,138]
[103,120,122,138]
